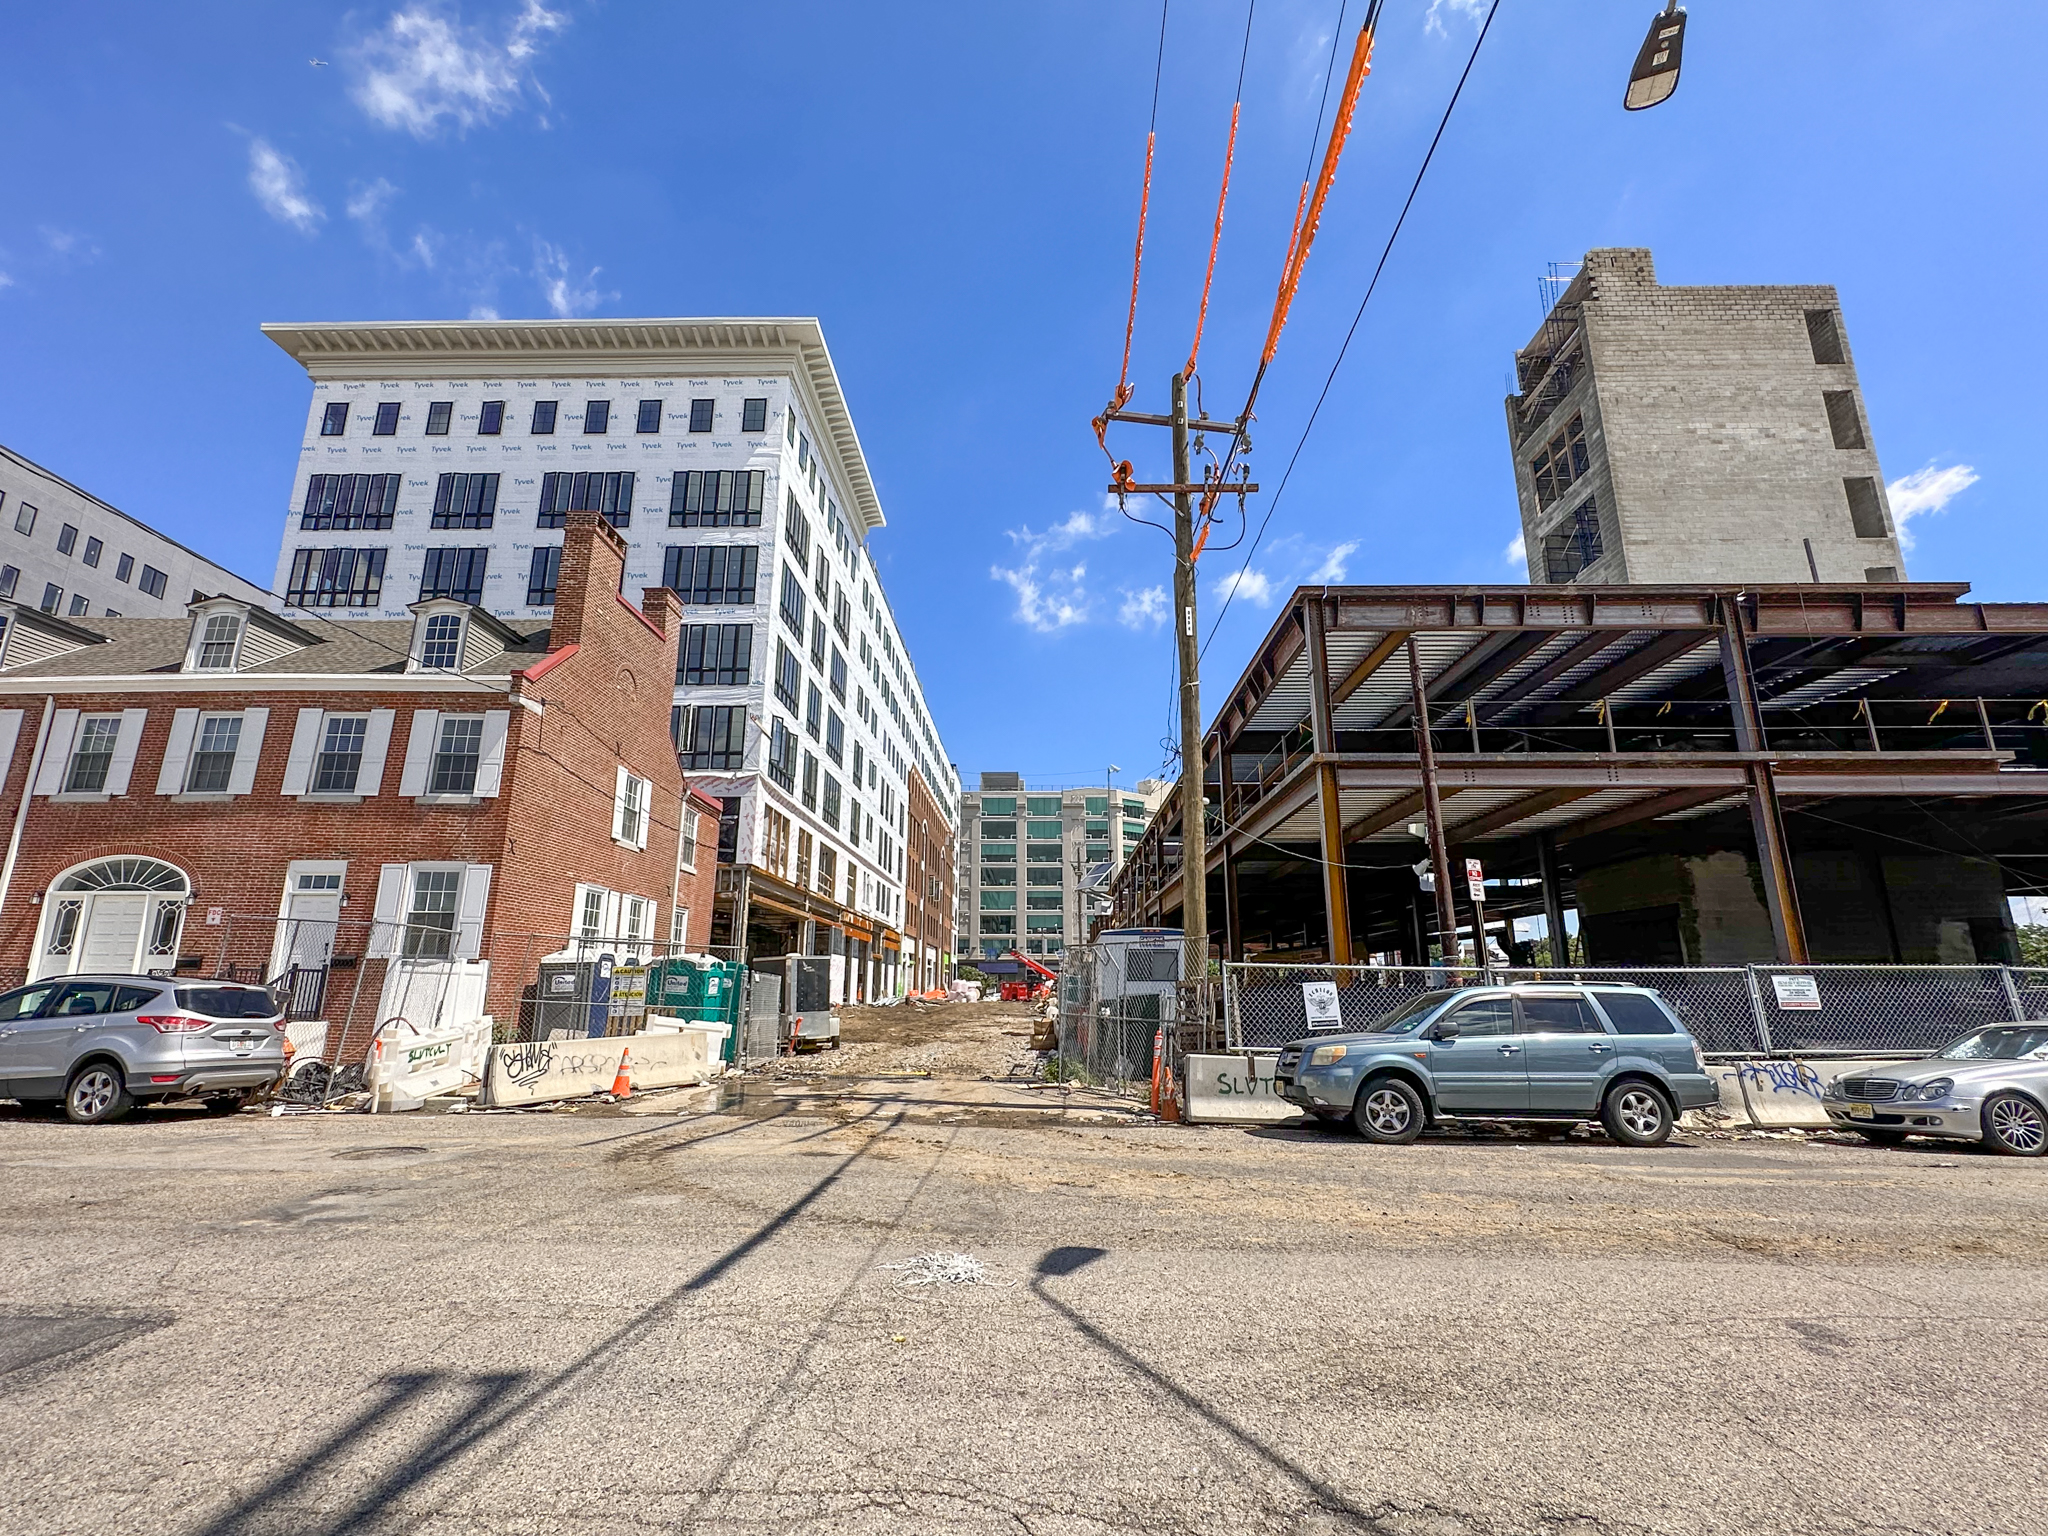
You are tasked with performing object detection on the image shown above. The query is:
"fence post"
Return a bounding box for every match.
[1223,964,1240,1051]
[1999,965,2025,1023]
[1744,965,1775,1054]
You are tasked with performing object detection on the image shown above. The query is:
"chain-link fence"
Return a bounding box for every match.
[1223,959,2048,1058]
[1054,936,1212,1096]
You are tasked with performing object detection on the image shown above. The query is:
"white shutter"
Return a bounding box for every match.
[612,764,630,842]
[397,709,440,796]
[367,863,408,958]
[0,710,22,789]
[156,709,199,795]
[358,709,396,796]
[635,780,651,850]
[104,709,149,796]
[280,708,323,796]
[453,864,493,959]
[33,709,80,796]
[227,707,269,795]
[473,709,511,797]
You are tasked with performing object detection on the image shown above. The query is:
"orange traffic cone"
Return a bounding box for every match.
[610,1045,633,1099]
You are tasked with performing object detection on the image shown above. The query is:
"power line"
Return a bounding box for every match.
[1202,0,1503,658]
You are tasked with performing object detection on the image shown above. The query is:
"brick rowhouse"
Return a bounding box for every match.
[903,764,956,991]
[0,514,706,1056]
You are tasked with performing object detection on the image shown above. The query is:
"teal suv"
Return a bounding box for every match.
[1274,984,1719,1147]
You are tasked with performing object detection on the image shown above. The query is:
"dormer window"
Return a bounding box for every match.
[196,613,242,670]
[420,613,463,670]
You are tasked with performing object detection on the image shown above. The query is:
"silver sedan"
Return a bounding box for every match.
[1823,1024,2048,1155]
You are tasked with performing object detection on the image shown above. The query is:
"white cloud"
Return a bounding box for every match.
[1504,532,1527,567]
[345,177,398,224]
[1119,585,1168,629]
[1309,540,1360,583]
[1212,567,1274,608]
[350,0,568,139]
[532,238,610,317]
[0,271,14,292]
[1886,461,1978,552]
[995,560,1091,632]
[469,304,502,320]
[1425,0,1488,37]
[247,140,323,233]
[39,227,98,261]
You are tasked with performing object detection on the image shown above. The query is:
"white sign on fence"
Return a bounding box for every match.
[1771,974,1822,1010]
[1301,981,1342,1031]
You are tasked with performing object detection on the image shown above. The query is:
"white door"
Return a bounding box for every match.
[79,895,148,973]
[284,893,341,969]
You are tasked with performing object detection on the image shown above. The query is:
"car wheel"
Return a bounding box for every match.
[1601,1080,1674,1148]
[64,1063,132,1126]
[1981,1092,2048,1157]
[1351,1076,1425,1145]
[1854,1128,1909,1147]
[203,1092,252,1118]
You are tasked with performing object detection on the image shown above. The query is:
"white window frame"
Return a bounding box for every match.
[612,766,651,851]
[156,707,268,799]
[368,860,492,960]
[397,708,508,800]
[38,708,147,802]
[192,612,244,672]
[417,612,466,671]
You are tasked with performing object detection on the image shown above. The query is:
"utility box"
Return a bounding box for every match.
[781,955,838,1048]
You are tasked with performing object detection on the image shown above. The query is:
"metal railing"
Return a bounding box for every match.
[1053,937,1214,1098]
[1223,960,2048,1058]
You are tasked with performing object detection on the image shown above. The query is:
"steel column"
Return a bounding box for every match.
[1305,598,1352,964]
[1720,598,1809,963]
[1408,638,1459,958]
[1537,832,1570,966]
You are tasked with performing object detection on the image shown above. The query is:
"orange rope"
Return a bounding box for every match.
[1118,132,1156,397]
[1184,101,1240,380]
[1261,23,1375,366]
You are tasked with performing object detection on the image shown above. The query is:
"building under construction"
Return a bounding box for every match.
[1108,582,2048,967]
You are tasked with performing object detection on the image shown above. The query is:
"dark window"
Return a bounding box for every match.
[805,682,822,737]
[0,565,20,597]
[425,401,452,435]
[821,774,842,830]
[371,401,400,435]
[833,590,851,641]
[138,566,167,600]
[1595,993,1678,1034]
[287,548,387,608]
[56,524,76,556]
[1865,565,1899,583]
[1805,309,1845,365]
[1517,996,1604,1034]
[784,492,812,565]
[430,716,483,795]
[301,473,400,531]
[187,714,242,792]
[741,398,768,434]
[82,537,102,568]
[677,624,752,686]
[321,401,349,436]
[825,710,844,765]
[115,553,133,583]
[537,471,634,529]
[689,398,715,433]
[779,566,806,634]
[661,545,758,605]
[767,718,798,790]
[67,594,87,617]
[175,985,279,1019]
[668,470,765,528]
[526,546,562,606]
[773,641,801,710]
[1823,390,1866,450]
[1543,498,1604,583]
[64,716,120,792]
[314,715,368,793]
[583,400,609,434]
[801,752,819,810]
[1844,478,1888,539]
[809,616,826,668]
[531,400,558,434]
[431,472,500,529]
[12,501,34,535]
[681,706,746,771]
[419,547,488,604]
[478,401,504,435]
[637,399,662,434]
[1530,415,1589,509]
[1441,997,1517,1037]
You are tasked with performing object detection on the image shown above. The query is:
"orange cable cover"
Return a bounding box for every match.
[1117,132,1157,399]
[1260,25,1376,367]
[1184,100,1241,380]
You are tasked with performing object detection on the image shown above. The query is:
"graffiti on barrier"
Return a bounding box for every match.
[1735,1060,1824,1099]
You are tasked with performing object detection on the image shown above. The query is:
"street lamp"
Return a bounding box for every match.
[1624,3,1686,111]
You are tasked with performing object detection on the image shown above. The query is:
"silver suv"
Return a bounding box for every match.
[0,976,285,1123]
[1275,983,1720,1146]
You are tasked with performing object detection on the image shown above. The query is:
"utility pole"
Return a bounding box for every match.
[1170,373,1208,963]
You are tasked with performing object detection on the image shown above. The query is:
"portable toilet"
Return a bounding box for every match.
[647,956,746,1063]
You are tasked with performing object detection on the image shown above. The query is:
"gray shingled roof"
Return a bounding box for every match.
[0,615,553,680]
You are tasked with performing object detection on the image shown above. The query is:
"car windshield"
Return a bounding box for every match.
[175,986,279,1019]
[1939,1025,2048,1061]
[1364,990,1461,1036]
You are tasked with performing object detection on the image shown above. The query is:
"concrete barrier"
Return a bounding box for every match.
[624,1028,713,1091]
[483,1037,625,1108]
[1704,1057,1924,1128]
[1183,1052,1301,1125]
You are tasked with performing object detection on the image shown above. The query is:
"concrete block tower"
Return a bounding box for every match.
[1505,249,1906,585]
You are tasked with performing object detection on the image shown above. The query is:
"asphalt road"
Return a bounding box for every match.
[2,1067,2044,1535]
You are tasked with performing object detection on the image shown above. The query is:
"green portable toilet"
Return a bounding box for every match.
[647,957,746,1063]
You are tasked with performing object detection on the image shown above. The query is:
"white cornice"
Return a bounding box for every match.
[260,317,887,535]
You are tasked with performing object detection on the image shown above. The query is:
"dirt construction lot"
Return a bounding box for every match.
[2,999,2044,1535]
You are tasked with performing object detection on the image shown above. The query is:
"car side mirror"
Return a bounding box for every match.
[1427,1020,1459,1041]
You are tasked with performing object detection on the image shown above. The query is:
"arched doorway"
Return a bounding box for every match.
[34,857,192,981]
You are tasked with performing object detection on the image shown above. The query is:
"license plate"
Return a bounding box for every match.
[1848,1102,1873,1120]
[229,1039,256,1055]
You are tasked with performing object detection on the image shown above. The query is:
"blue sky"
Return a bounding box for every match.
[3,1,2041,790]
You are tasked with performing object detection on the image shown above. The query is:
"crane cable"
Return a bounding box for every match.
[1097,0,1172,466]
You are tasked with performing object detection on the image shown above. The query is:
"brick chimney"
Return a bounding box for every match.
[639,586,678,641]
[548,512,629,649]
